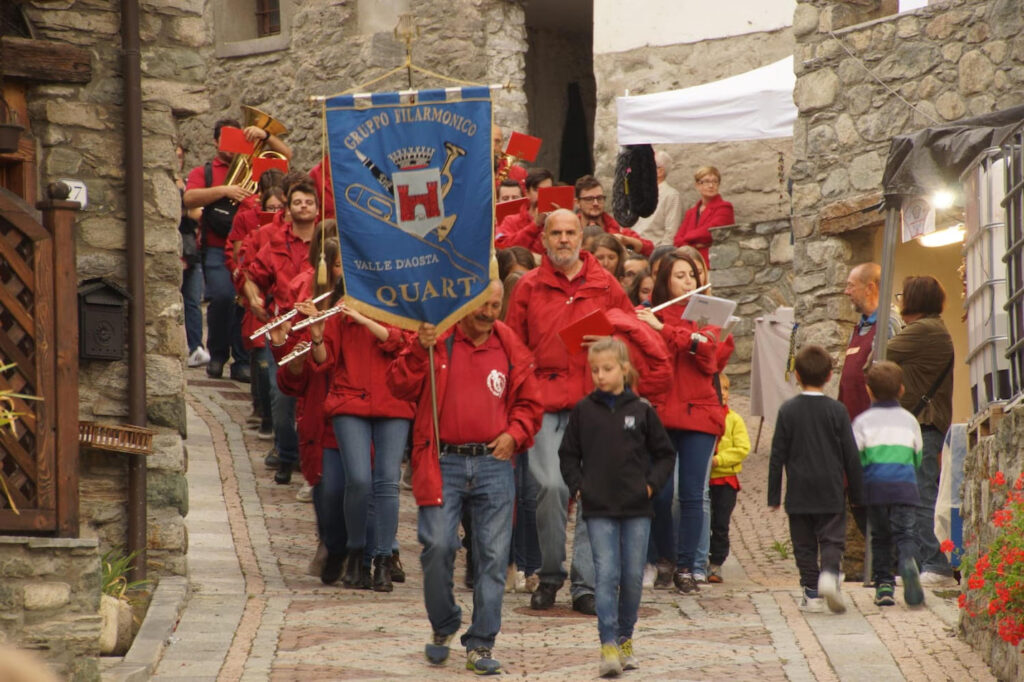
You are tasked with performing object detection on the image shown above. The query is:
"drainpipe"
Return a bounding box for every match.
[122,0,147,580]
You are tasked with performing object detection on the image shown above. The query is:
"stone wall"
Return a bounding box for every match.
[789,0,1024,353]
[20,0,195,574]
[961,408,1024,681]
[0,537,102,681]
[707,219,795,392]
[181,0,529,175]
[592,28,796,226]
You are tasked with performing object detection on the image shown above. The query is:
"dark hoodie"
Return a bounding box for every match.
[558,388,676,519]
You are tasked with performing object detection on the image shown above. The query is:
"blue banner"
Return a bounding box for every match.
[325,88,494,332]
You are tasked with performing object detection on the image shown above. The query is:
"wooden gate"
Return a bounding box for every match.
[0,188,78,535]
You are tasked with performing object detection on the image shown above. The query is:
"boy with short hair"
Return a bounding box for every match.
[768,345,864,614]
[852,361,924,607]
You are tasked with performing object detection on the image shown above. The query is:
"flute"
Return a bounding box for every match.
[290,301,349,332]
[650,284,711,313]
[248,291,332,340]
[277,340,312,365]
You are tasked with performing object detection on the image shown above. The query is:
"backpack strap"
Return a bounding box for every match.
[911,357,953,418]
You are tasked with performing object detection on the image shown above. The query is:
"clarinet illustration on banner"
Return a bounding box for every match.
[325,87,494,332]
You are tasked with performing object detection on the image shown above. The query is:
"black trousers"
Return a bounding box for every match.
[709,484,738,566]
[788,511,846,590]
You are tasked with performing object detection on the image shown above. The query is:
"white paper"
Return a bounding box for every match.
[681,294,737,328]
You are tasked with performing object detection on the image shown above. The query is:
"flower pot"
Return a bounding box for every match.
[0,123,23,154]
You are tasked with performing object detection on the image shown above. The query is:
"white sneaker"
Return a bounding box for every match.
[817,571,845,613]
[187,346,211,367]
[918,571,957,587]
[642,563,657,588]
[515,570,527,592]
[295,483,313,503]
[799,594,825,613]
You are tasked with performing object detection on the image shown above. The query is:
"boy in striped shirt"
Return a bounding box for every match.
[852,361,924,607]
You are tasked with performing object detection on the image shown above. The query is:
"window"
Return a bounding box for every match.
[214,0,290,58]
[1004,124,1024,399]
[256,0,280,37]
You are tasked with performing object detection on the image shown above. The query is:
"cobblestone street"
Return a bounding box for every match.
[150,368,997,681]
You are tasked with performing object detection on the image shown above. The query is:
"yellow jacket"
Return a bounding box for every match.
[711,409,750,478]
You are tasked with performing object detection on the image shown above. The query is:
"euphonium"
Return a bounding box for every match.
[223,105,289,201]
[495,152,518,185]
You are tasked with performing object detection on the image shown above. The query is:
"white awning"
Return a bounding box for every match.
[616,57,797,145]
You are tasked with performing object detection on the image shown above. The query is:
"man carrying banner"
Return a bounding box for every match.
[505,209,635,614]
[387,280,543,675]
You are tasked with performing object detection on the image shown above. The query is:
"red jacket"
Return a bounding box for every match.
[585,213,654,257]
[505,251,634,412]
[274,340,338,486]
[309,161,335,220]
[246,226,311,315]
[673,194,735,264]
[225,194,261,277]
[387,322,543,506]
[495,205,542,252]
[496,158,527,193]
[654,303,731,435]
[321,314,414,420]
[606,308,673,408]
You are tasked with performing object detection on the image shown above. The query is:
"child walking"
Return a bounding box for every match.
[852,361,925,607]
[768,345,864,614]
[707,373,750,583]
[559,338,675,677]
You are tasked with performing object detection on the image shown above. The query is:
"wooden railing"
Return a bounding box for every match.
[0,188,79,535]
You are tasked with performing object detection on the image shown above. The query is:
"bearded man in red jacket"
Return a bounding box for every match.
[388,281,542,676]
[504,209,635,615]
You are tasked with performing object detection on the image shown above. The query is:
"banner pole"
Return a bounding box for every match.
[309,83,509,103]
[428,345,441,461]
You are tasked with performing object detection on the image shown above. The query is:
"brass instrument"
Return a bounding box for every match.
[223,105,289,201]
[495,151,518,185]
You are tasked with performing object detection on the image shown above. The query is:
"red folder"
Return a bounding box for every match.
[537,186,575,214]
[495,197,528,225]
[505,132,542,162]
[257,211,277,226]
[559,309,614,353]
[217,126,255,155]
[252,156,289,182]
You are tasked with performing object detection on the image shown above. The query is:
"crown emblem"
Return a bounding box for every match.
[389,146,435,169]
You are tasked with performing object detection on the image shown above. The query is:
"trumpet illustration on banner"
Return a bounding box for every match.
[278,340,312,365]
[290,301,350,332]
[248,292,332,340]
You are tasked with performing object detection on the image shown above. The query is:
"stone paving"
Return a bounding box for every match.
[152,367,998,681]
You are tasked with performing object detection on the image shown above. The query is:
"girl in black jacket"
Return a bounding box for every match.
[559,338,675,678]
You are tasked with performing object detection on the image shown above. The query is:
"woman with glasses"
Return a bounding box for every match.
[673,166,735,267]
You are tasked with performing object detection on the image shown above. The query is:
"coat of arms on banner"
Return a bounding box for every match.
[325,88,494,332]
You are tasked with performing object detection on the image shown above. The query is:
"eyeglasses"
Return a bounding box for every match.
[578,195,605,203]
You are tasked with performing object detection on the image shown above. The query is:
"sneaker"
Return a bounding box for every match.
[515,570,527,592]
[390,550,406,583]
[642,563,656,588]
[530,582,559,610]
[257,422,274,440]
[673,570,699,594]
[874,582,896,607]
[187,346,211,367]
[599,643,622,678]
[799,587,824,613]
[295,483,313,503]
[918,570,956,588]
[901,559,925,607]
[425,631,455,665]
[524,573,539,593]
[654,559,673,588]
[572,593,597,615]
[466,647,501,675]
[245,409,262,425]
[264,448,280,469]
[818,570,846,614]
[693,572,708,584]
[708,564,724,584]
[617,636,638,671]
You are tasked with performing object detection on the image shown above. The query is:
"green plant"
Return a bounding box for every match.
[770,539,792,560]
[959,470,1024,646]
[101,550,151,601]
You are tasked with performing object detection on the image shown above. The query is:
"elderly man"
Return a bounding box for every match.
[839,262,902,421]
[631,151,682,247]
[505,209,635,614]
[388,281,542,676]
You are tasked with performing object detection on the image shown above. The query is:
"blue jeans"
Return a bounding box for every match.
[868,503,918,585]
[669,429,717,570]
[332,416,410,557]
[648,458,676,564]
[915,425,952,575]
[202,247,246,366]
[570,503,595,600]
[514,452,541,575]
[263,345,298,465]
[419,453,514,651]
[181,263,204,353]
[526,411,571,586]
[694,454,713,574]
[314,448,348,555]
[587,517,650,645]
